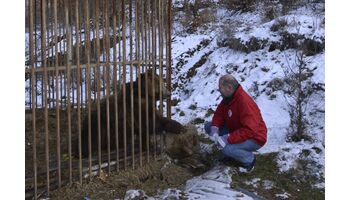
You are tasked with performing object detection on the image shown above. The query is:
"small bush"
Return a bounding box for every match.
[179,0,216,34]
[179,111,185,117]
[270,18,288,32]
[264,6,277,21]
[188,104,197,110]
[218,36,267,53]
[219,0,256,12]
[267,78,284,92]
[172,98,181,106]
[205,108,215,118]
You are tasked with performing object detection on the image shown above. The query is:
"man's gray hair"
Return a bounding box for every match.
[219,74,239,90]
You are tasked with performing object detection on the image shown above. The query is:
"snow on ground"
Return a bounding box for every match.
[166,0,325,198]
[123,165,255,200]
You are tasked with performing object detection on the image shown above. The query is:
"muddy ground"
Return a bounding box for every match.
[25,108,210,199]
[48,156,201,199]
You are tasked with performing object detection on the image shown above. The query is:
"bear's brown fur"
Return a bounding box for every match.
[81,70,185,157]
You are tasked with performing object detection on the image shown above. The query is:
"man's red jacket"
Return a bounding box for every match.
[212,85,267,146]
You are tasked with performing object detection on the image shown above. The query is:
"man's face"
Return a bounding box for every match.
[218,82,233,98]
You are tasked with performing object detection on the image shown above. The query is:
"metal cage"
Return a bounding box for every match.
[25,0,172,198]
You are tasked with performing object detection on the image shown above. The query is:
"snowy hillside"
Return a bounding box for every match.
[154,0,325,199]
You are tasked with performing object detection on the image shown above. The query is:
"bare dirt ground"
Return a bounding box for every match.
[25,108,210,199]
[48,156,201,199]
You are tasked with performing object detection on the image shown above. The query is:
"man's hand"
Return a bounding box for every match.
[209,126,219,136]
[209,126,219,143]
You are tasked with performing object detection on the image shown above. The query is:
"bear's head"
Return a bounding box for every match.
[134,69,170,100]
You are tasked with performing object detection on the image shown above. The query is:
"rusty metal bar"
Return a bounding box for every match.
[158,0,163,116]
[104,0,111,174]
[152,0,157,159]
[116,0,121,172]
[166,0,172,119]
[64,0,73,185]
[93,1,97,102]
[62,4,67,109]
[41,0,45,108]
[69,0,75,109]
[46,0,51,109]
[52,1,56,109]
[102,2,106,98]
[84,0,93,179]
[34,0,38,109]
[80,3,84,111]
[158,0,164,154]
[53,0,62,192]
[129,0,135,170]
[25,60,166,74]
[141,0,145,74]
[40,0,51,195]
[74,0,82,184]
[146,0,151,163]
[112,0,120,172]
[121,0,127,169]
[60,1,64,109]
[29,0,37,198]
[94,0,102,176]
[141,0,147,163]
[118,2,122,92]
[136,0,142,167]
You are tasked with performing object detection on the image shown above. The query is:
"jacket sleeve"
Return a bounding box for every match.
[212,102,225,129]
[227,101,257,144]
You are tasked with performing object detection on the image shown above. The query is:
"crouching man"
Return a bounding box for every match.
[205,74,267,172]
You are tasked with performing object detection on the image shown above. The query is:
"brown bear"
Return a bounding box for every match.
[81,69,185,157]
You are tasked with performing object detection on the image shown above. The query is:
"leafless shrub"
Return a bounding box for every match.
[179,0,217,33]
[219,0,257,12]
[270,18,288,32]
[281,51,324,142]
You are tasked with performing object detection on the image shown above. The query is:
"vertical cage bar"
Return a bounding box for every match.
[152,0,157,159]
[62,3,67,109]
[50,2,55,108]
[29,0,37,198]
[118,3,122,91]
[46,0,51,109]
[158,0,164,154]
[121,0,127,169]
[84,0,93,179]
[40,0,51,194]
[34,0,38,109]
[70,0,75,109]
[53,0,62,191]
[166,0,172,119]
[104,0,111,174]
[94,0,102,175]
[141,0,145,74]
[136,0,142,167]
[112,0,120,172]
[93,1,97,101]
[74,0,83,184]
[116,0,122,172]
[129,0,135,170]
[146,0,151,163]
[141,0,147,164]
[158,0,163,116]
[64,0,73,185]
